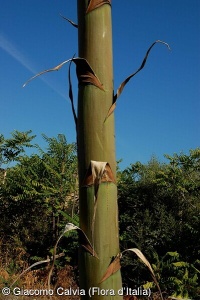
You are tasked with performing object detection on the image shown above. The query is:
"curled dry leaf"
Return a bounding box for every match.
[105,40,170,120]
[23,59,71,87]
[63,222,78,233]
[60,13,78,28]
[82,161,115,255]
[91,161,107,201]
[45,223,95,293]
[99,253,121,283]
[86,0,111,14]
[123,248,154,275]
[82,161,115,188]
[47,223,79,292]
[63,223,98,258]
[122,248,163,300]
[73,58,104,90]
[23,58,104,91]
[47,222,98,293]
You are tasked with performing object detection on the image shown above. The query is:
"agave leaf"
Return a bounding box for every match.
[60,13,78,28]
[47,222,97,291]
[86,0,111,14]
[82,160,115,204]
[47,223,79,291]
[62,223,98,258]
[82,161,115,187]
[23,58,104,91]
[99,253,121,283]
[122,248,164,300]
[82,161,115,252]
[123,248,154,275]
[23,59,71,87]
[72,58,104,90]
[105,40,170,120]
[63,222,78,234]
[91,161,108,201]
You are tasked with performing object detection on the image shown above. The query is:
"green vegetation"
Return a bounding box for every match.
[0,131,199,299]
[118,151,200,299]
[0,131,79,281]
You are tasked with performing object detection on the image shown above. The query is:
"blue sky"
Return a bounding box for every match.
[0,0,199,169]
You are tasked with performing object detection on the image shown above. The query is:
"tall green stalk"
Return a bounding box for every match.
[77,1,123,298]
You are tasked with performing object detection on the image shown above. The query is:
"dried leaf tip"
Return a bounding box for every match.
[122,248,163,300]
[156,40,171,50]
[60,14,78,28]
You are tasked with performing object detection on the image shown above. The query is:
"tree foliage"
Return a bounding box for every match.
[0,130,35,166]
[118,150,200,298]
[0,132,78,271]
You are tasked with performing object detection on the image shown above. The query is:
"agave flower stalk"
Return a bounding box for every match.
[77,1,123,298]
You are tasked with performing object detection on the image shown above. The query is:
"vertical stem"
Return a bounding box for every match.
[77,1,122,299]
